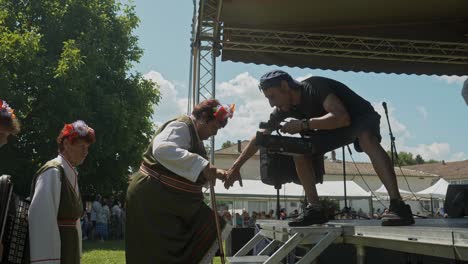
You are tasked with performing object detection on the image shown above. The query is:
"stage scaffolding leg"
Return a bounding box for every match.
[296,231,340,264]
[356,244,366,264]
[189,0,223,161]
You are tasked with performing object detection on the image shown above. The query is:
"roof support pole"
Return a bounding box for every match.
[189,0,223,163]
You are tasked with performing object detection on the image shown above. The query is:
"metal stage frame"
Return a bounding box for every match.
[189,0,468,157]
[188,0,222,161]
[188,1,468,263]
[222,28,468,65]
[227,219,468,264]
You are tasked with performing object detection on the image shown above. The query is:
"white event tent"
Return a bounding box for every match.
[374,184,412,199]
[416,178,449,199]
[206,179,371,199]
[205,179,373,215]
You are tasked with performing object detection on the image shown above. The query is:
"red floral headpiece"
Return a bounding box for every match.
[0,100,16,120]
[213,104,235,123]
[58,120,95,144]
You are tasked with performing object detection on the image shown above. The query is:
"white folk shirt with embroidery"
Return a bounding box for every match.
[28,155,82,263]
[152,116,209,182]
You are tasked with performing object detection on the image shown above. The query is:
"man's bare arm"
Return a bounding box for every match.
[224,134,261,188]
[232,135,259,170]
[308,93,351,130]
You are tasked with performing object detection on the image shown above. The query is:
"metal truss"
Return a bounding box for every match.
[189,0,222,162]
[222,27,468,64]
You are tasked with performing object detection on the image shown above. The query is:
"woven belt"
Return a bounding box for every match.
[57,218,78,227]
[140,163,202,194]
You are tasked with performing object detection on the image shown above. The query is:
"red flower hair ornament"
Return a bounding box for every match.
[213,104,235,123]
[58,120,96,144]
[0,100,16,120]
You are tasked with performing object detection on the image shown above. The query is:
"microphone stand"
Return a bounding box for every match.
[382,102,398,166]
[382,102,425,218]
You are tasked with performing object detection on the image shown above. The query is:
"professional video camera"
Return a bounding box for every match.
[256,117,355,156]
[256,131,318,155]
[257,118,321,156]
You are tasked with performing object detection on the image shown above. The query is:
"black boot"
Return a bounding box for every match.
[381,199,415,226]
[288,205,328,227]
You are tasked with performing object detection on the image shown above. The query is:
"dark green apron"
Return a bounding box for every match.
[31,160,83,264]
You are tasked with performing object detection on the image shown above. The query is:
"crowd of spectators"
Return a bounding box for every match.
[81,194,125,241]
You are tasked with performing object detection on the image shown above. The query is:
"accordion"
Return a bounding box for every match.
[0,175,30,264]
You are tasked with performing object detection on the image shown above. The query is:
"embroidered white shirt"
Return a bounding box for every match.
[152,116,209,182]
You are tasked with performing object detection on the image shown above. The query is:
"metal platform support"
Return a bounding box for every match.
[355,244,366,264]
[227,225,342,264]
[189,0,223,162]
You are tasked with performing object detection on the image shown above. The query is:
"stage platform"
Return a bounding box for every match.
[227,218,468,264]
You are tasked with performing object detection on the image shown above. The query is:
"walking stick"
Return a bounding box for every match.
[209,179,225,264]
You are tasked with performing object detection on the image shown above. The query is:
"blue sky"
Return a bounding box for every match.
[128,0,467,162]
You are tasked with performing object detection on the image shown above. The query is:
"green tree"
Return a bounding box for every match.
[386,151,415,166]
[387,151,438,166]
[221,140,234,149]
[0,0,160,196]
[415,154,425,164]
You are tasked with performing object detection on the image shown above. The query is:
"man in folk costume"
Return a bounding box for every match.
[126,99,234,264]
[0,99,21,260]
[29,120,95,264]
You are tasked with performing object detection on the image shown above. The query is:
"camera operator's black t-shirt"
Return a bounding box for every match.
[269,76,376,123]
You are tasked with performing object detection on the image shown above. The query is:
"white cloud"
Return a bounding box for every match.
[335,102,466,162]
[216,75,466,161]
[371,102,411,150]
[144,71,187,123]
[215,72,273,146]
[217,72,261,100]
[436,75,467,85]
[403,142,450,161]
[144,70,467,162]
[416,106,428,120]
[450,152,467,162]
[400,143,466,162]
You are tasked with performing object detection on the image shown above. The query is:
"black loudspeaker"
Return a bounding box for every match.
[230,228,255,256]
[259,147,300,188]
[444,184,468,217]
[259,147,325,187]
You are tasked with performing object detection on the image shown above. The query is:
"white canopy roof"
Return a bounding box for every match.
[206,180,371,199]
[374,184,412,197]
[416,178,449,199]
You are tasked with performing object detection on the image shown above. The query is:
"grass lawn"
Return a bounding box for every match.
[82,240,125,264]
[82,240,222,263]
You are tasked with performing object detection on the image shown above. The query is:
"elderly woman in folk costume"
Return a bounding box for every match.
[0,99,21,260]
[28,120,95,264]
[126,99,235,264]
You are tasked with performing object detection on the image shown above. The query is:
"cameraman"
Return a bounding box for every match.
[224,70,414,227]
